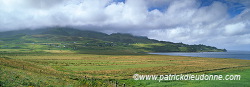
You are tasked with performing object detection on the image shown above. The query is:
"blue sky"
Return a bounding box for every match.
[0,0,249,51]
[114,0,246,18]
[199,0,246,17]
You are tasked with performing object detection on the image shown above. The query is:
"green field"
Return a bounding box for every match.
[1,49,250,87]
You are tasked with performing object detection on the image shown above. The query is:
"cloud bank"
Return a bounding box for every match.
[0,0,249,50]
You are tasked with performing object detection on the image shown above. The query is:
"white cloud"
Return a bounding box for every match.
[235,34,250,44]
[224,22,247,35]
[191,1,228,25]
[0,0,249,50]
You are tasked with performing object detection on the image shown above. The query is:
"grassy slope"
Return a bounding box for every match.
[0,35,226,56]
[0,27,226,53]
[1,50,250,86]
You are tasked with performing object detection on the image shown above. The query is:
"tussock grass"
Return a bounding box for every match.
[1,51,250,86]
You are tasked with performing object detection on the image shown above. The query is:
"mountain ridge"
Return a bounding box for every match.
[0,27,226,54]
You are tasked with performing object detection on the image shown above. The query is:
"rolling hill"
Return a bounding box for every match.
[0,27,226,54]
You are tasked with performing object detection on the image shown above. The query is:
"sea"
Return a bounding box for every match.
[149,51,250,60]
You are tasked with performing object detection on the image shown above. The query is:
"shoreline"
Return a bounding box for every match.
[148,51,250,60]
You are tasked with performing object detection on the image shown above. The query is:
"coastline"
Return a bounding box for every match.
[148,51,250,60]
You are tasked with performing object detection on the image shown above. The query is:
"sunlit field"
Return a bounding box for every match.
[1,50,250,86]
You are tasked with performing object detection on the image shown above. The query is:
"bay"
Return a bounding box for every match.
[149,51,250,60]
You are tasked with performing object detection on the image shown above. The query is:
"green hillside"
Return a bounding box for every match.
[1,27,249,87]
[0,27,226,54]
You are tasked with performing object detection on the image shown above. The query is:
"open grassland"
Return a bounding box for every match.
[119,66,250,87]
[1,50,250,86]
